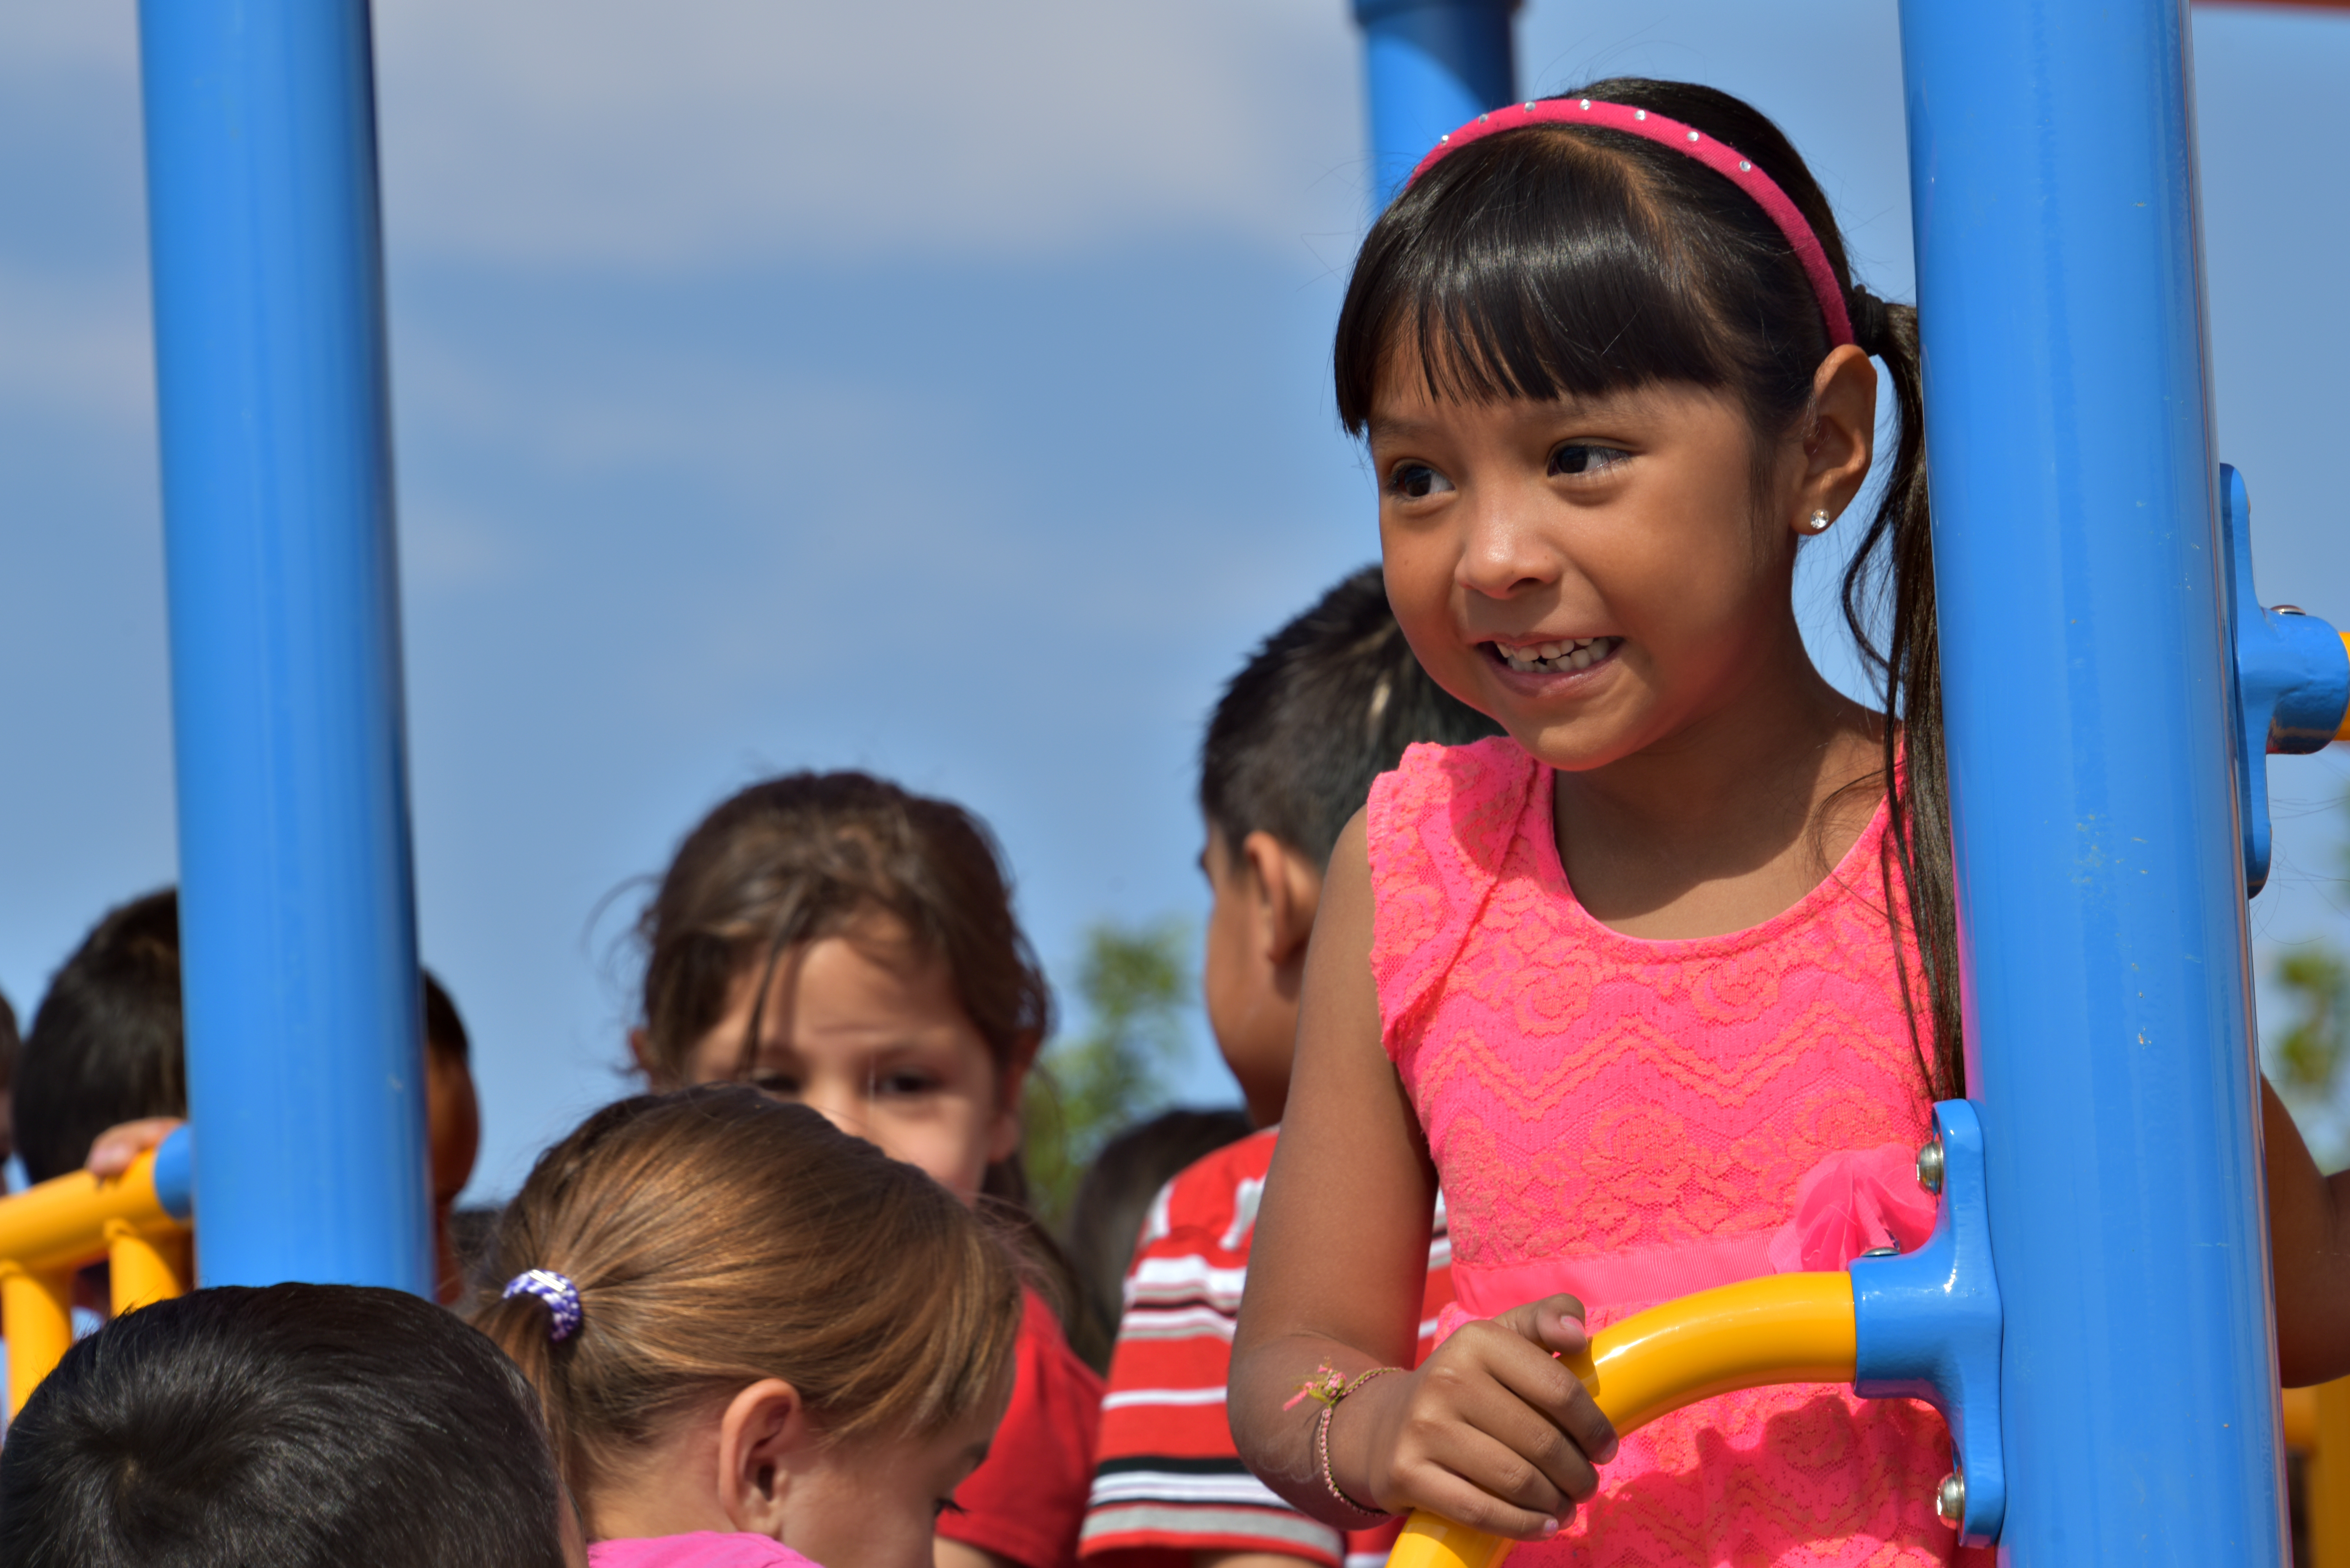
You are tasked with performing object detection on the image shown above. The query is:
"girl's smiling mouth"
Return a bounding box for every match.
[1486,635,1621,676]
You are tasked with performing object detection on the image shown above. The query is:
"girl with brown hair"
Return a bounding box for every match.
[630,772,1103,1568]
[475,1085,1025,1568]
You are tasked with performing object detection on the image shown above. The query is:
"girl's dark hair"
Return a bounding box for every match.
[1332,77,1959,1101]
[474,1088,1023,1510]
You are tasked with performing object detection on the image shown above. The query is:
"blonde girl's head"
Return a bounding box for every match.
[1337,78,1957,1101]
[629,771,1052,1208]
[474,1085,1025,1565]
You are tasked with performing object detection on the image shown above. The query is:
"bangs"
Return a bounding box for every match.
[1335,127,1740,431]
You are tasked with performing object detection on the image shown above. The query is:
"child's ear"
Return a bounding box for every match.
[985,1051,1032,1165]
[1239,832,1324,969]
[1796,342,1879,531]
[627,1027,666,1088]
[714,1378,818,1537]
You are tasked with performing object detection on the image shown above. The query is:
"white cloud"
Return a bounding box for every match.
[370,0,1370,267]
[0,0,1373,270]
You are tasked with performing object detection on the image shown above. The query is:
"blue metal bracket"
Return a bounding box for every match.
[2218,464,2350,895]
[1851,1099,2004,1547]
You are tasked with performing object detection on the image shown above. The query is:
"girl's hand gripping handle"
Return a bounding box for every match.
[1336,1294,1619,1544]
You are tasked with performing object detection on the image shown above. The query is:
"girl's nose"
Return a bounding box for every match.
[1457,488,1562,598]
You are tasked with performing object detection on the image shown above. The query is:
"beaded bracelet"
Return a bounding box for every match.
[1291,1364,1403,1522]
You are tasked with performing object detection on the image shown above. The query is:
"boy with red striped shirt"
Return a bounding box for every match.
[1080,568,1500,1568]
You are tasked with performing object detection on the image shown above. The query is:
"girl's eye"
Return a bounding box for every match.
[874,1069,942,1098]
[746,1071,802,1099]
[1549,443,1628,477]
[1386,462,1454,500]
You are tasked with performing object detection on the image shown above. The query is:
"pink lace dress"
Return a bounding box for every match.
[1366,738,1986,1568]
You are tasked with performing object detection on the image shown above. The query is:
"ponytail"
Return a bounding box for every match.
[472,1087,1026,1506]
[1841,290,1964,1102]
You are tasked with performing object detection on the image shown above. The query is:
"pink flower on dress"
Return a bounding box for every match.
[1766,1142,1939,1274]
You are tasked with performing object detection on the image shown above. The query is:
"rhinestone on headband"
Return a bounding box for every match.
[503,1268,583,1343]
[1402,96,1856,348]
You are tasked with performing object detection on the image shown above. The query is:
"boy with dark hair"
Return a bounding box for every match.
[14,890,182,1185]
[24,889,484,1300]
[1081,567,1501,1568]
[0,1281,582,1567]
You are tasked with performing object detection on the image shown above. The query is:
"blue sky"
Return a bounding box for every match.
[3,1,2346,1201]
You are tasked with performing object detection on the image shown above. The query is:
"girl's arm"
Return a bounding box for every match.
[1229,812,1616,1540]
[2264,1077,2350,1386]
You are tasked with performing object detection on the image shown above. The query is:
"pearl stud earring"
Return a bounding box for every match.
[1803,509,1833,534]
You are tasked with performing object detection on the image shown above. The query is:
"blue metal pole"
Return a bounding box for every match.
[1897,0,2285,1559]
[136,0,432,1295]
[1353,0,1517,210]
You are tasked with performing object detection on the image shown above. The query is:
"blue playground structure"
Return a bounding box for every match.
[1,1,2343,1563]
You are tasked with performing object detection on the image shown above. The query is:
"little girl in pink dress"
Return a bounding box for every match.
[1226,73,1995,1566]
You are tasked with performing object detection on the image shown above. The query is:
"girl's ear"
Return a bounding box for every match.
[627,1027,671,1090]
[1796,343,1880,532]
[986,1050,1031,1165]
[714,1378,819,1538]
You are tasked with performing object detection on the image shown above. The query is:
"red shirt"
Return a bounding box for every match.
[1080,1128,1453,1568]
[944,1289,1105,1568]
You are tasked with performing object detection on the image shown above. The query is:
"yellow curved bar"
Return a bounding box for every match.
[0,1147,191,1415]
[1386,1273,1857,1568]
[2305,1376,2350,1568]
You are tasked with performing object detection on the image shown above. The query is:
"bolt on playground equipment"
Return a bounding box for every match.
[1351,0,2350,1564]
[0,0,2341,1562]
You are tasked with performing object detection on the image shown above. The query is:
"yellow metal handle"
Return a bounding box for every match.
[0,1145,192,1416]
[1385,1273,1858,1568]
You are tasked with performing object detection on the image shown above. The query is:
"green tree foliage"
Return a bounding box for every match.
[1023,918,1193,1229]
[2267,791,2350,1172]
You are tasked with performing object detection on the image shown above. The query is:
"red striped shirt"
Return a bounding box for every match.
[1081,1128,1452,1568]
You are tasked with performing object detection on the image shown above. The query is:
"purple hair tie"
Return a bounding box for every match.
[502,1268,583,1343]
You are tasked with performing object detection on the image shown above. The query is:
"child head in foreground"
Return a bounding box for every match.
[15,888,483,1301]
[474,1085,1023,1568]
[0,1281,581,1568]
[1197,564,1501,1124]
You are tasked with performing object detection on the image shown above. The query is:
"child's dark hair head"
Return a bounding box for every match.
[473,1085,1024,1504]
[1201,565,1505,871]
[15,887,475,1183]
[16,889,185,1184]
[1333,78,1956,1100]
[0,1281,572,1568]
[635,771,1050,1095]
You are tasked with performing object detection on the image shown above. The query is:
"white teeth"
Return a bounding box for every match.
[1498,636,1614,673]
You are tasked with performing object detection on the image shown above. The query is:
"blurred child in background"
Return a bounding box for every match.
[632,772,1101,1568]
[1061,1107,1251,1370]
[475,1086,1023,1568]
[0,1281,582,1568]
[40,888,484,1303]
[1081,566,1500,1568]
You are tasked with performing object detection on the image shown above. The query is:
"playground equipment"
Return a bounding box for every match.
[0,1129,193,1417]
[4,0,2345,1561]
[1352,0,2350,1563]
[135,0,432,1294]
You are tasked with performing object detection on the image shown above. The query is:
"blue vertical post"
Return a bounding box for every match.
[1353,0,1518,209]
[136,1,432,1295]
[1898,0,2284,1560]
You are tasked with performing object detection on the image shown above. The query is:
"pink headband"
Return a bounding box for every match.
[1406,97,1855,349]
